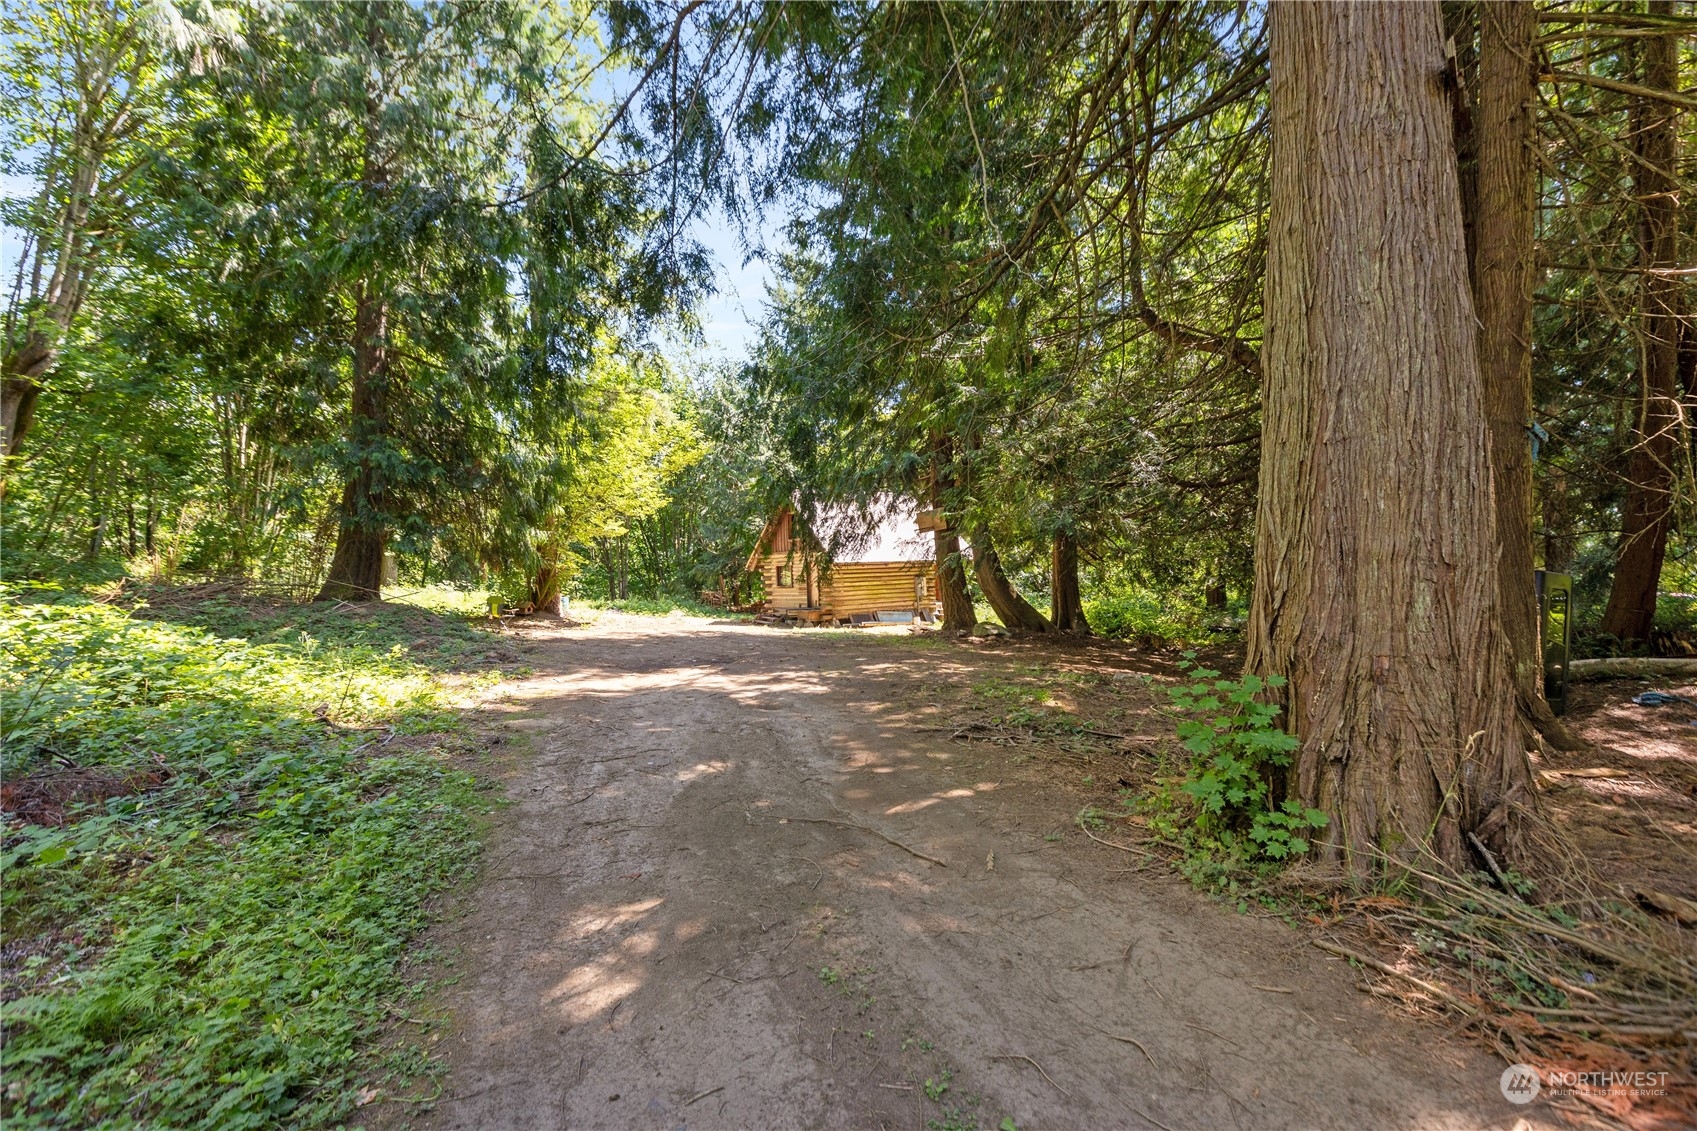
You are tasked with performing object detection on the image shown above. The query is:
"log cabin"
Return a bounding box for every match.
[744,497,941,625]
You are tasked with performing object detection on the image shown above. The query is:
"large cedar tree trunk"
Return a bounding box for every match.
[316,288,390,601]
[970,527,1052,632]
[1251,0,1538,873]
[530,566,563,616]
[1599,10,1683,644]
[929,439,977,632]
[317,10,393,603]
[934,528,976,632]
[1050,531,1090,633]
[1474,1,1579,747]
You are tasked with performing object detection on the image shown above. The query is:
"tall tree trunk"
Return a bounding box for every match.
[1,368,44,463]
[970,527,1052,632]
[1251,0,1537,874]
[33,465,71,553]
[1050,531,1090,633]
[934,527,976,631]
[1600,9,1683,644]
[531,517,563,615]
[84,450,107,562]
[144,472,156,554]
[317,8,393,604]
[1474,1,1581,747]
[316,286,390,601]
[929,436,976,631]
[531,566,562,616]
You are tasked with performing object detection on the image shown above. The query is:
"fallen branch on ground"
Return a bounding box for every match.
[1311,938,1479,1014]
[1568,656,1697,680]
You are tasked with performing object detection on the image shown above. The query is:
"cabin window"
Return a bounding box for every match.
[775,565,792,587]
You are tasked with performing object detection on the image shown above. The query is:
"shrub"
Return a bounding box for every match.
[1083,588,1241,644]
[1144,654,1327,870]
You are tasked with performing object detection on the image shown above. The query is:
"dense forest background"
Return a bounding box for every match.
[2,0,1692,648]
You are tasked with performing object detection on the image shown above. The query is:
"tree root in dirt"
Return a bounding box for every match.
[1074,807,1157,862]
[775,815,947,867]
[990,1053,1069,1096]
[1087,1024,1157,1067]
[1312,938,1479,1015]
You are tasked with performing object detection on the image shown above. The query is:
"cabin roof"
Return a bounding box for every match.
[745,495,932,572]
[823,497,933,564]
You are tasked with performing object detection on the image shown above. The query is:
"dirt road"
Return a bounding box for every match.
[396,613,1543,1130]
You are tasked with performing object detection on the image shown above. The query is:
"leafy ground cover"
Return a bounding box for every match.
[1081,586,1245,646]
[0,584,508,1129]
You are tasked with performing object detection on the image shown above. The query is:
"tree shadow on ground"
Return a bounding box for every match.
[127,582,530,675]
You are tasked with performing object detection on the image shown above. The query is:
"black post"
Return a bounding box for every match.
[1535,570,1572,715]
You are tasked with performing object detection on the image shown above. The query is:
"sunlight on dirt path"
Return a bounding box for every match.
[398,614,1547,1130]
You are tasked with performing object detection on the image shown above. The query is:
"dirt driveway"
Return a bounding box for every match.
[388,613,1548,1131]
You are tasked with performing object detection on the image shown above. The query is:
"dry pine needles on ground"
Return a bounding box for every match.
[1296,844,1696,1130]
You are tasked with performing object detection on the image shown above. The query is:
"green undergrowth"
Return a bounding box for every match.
[573,593,746,618]
[0,584,501,1129]
[1088,654,1325,904]
[1083,587,1244,645]
[124,585,518,676]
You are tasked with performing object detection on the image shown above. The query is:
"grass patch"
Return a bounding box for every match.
[0,584,500,1128]
[969,677,1053,727]
[119,581,518,677]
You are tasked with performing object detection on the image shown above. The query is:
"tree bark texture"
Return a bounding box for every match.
[531,565,563,616]
[3,159,97,466]
[316,287,390,601]
[929,436,977,632]
[935,527,977,632]
[1599,8,1683,644]
[1050,531,1090,633]
[1473,1,1579,747]
[970,527,1052,633]
[1251,0,1537,873]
